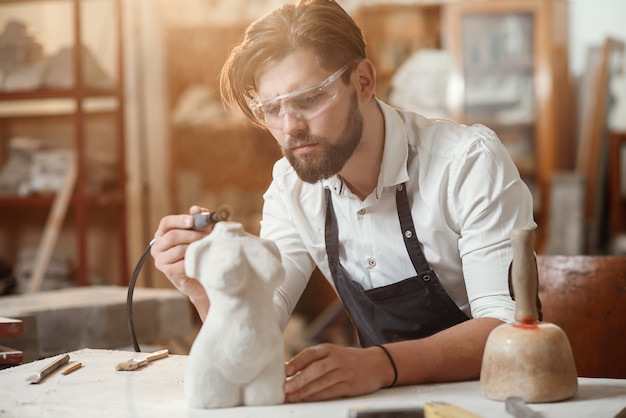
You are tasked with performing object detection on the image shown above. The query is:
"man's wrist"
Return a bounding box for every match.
[189,291,209,322]
[176,277,209,321]
[373,344,398,388]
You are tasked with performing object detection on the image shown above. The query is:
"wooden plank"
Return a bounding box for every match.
[26,158,77,293]
[576,38,625,252]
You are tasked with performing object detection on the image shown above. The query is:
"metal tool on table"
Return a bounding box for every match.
[25,353,70,384]
[505,396,540,418]
[349,401,481,418]
[115,349,169,371]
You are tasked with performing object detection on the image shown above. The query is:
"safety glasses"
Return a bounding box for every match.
[250,63,353,128]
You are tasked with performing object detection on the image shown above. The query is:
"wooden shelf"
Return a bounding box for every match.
[0,97,120,118]
[0,0,128,287]
[0,190,124,208]
[0,87,121,100]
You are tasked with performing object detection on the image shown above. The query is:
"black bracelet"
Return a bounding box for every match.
[375,344,398,388]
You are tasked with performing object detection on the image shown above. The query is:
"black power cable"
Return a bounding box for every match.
[126,240,154,352]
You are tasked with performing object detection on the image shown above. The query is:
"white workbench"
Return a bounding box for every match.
[0,349,624,417]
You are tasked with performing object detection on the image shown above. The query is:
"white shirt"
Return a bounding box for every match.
[261,100,536,330]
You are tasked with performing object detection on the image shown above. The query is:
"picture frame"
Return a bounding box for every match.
[576,37,625,252]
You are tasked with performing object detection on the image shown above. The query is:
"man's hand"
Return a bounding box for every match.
[283,343,395,402]
[151,205,212,320]
[283,318,504,402]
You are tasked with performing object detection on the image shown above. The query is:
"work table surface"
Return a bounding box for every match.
[0,348,624,417]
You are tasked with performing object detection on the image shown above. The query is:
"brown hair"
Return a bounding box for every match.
[219,0,366,127]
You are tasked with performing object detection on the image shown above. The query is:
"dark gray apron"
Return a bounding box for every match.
[324,183,469,347]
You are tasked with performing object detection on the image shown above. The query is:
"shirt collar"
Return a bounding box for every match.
[376,99,410,194]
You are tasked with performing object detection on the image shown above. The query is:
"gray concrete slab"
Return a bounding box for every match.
[0,286,193,359]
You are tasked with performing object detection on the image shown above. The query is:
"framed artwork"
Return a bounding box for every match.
[576,38,625,252]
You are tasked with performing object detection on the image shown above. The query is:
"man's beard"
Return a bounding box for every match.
[283,91,363,184]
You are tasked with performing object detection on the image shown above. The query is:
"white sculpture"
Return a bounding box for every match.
[389,49,454,119]
[184,222,286,408]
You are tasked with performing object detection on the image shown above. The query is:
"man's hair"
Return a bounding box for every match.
[219,0,366,127]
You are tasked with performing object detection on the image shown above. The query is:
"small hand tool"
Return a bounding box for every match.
[26,353,70,384]
[349,407,424,417]
[424,401,482,418]
[62,362,83,375]
[192,205,232,231]
[115,349,169,371]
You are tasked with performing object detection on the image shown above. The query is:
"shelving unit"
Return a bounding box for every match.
[0,0,127,288]
[443,0,572,251]
[355,4,442,102]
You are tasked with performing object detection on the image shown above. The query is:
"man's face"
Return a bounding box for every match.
[253,51,363,183]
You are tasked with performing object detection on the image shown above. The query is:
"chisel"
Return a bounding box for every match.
[25,354,70,384]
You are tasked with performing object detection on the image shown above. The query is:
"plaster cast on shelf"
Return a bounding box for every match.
[172,85,246,127]
[0,20,114,92]
[389,49,454,120]
[0,20,44,75]
[0,137,42,195]
[184,222,286,408]
[43,45,114,90]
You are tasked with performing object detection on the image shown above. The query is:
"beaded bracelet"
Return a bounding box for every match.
[375,344,398,388]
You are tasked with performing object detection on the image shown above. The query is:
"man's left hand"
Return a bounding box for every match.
[283,343,394,402]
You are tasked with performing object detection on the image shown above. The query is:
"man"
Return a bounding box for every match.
[151,0,535,403]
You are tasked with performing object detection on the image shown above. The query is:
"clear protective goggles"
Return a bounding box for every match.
[249,62,353,128]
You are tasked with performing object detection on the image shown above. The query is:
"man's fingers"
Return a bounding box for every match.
[152,229,205,254]
[285,361,344,402]
[150,229,205,286]
[285,344,330,377]
[155,214,194,237]
[154,207,212,238]
[299,380,349,403]
[189,205,210,215]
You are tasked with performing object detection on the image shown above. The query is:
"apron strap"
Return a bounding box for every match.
[395,183,430,274]
[325,188,340,264]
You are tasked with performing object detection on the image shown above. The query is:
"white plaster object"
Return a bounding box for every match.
[389,49,454,119]
[184,222,286,408]
[172,84,245,127]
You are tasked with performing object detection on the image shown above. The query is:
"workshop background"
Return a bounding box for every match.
[0,0,625,362]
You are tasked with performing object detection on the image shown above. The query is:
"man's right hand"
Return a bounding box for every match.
[150,205,212,321]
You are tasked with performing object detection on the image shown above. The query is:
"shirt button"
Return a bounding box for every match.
[367,257,377,267]
[358,209,365,215]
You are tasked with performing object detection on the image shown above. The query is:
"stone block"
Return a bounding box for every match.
[0,286,192,359]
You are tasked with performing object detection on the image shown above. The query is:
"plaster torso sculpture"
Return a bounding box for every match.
[184,222,286,408]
